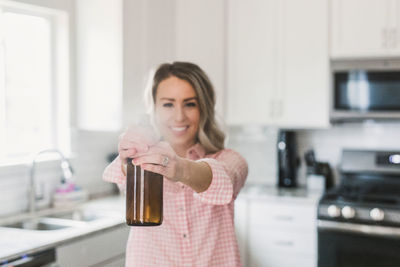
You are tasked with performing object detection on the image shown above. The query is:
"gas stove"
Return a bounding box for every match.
[318,150,400,226]
[318,150,400,267]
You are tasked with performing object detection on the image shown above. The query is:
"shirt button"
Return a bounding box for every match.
[179,207,184,211]
[181,185,185,189]
[183,234,187,238]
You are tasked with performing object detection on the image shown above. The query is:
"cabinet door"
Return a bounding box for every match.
[276,0,329,128]
[392,0,400,54]
[56,225,129,267]
[247,199,317,267]
[226,0,278,125]
[331,0,391,58]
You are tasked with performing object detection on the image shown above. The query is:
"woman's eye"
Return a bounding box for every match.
[163,103,173,108]
[185,102,197,107]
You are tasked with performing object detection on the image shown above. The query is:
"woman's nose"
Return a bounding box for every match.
[174,106,186,122]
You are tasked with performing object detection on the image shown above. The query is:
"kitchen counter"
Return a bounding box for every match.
[238,184,323,204]
[0,195,126,262]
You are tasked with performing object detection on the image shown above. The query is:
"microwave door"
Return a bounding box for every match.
[331,70,400,121]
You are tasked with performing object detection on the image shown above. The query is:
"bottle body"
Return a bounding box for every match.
[126,159,163,226]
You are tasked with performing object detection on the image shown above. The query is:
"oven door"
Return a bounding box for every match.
[318,220,400,267]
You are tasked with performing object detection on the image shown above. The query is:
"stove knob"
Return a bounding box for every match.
[370,208,385,221]
[327,205,341,218]
[341,206,356,219]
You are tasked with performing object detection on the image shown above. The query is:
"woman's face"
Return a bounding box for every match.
[154,76,200,153]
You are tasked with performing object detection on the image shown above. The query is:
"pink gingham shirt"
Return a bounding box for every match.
[103,143,248,267]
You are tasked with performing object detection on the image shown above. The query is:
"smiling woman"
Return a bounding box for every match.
[103,62,249,267]
[0,2,70,164]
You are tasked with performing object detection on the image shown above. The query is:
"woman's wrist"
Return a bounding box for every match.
[177,158,212,193]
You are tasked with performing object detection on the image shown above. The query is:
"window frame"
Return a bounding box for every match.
[0,0,70,166]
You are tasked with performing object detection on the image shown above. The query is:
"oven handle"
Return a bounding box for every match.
[318,220,400,237]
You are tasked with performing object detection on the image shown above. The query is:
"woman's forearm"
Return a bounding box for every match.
[178,158,212,193]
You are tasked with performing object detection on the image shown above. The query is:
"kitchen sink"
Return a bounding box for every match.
[4,218,73,231]
[48,209,104,222]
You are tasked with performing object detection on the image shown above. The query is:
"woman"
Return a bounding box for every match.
[103,62,248,266]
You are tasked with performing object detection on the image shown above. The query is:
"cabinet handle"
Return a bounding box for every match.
[274,215,294,221]
[391,28,397,49]
[382,28,388,48]
[274,240,294,247]
[269,99,275,118]
[278,99,283,118]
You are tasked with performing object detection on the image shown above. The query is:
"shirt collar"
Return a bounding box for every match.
[186,143,206,160]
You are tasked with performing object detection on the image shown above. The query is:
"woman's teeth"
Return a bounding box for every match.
[171,126,187,132]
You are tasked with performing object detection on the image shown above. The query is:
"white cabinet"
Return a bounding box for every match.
[227,0,278,126]
[331,0,400,58]
[235,196,318,267]
[56,225,129,267]
[276,0,329,128]
[227,0,329,128]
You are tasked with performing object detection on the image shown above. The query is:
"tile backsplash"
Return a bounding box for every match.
[297,121,400,185]
[227,126,279,186]
[228,121,400,189]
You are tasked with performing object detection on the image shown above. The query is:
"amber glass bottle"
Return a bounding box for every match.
[126,159,163,226]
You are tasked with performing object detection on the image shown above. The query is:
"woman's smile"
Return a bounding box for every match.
[170,125,189,135]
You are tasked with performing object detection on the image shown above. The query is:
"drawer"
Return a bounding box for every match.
[248,228,316,256]
[249,252,316,267]
[57,225,129,267]
[249,200,317,231]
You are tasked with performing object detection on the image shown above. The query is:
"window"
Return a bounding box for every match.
[0,2,69,164]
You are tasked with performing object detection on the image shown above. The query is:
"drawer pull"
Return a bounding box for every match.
[274,215,294,221]
[274,240,294,247]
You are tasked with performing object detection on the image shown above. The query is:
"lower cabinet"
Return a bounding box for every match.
[56,225,130,267]
[235,194,318,267]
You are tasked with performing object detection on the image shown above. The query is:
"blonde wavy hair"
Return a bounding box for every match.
[144,62,225,154]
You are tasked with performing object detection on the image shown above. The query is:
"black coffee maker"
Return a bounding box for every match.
[277,130,300,188]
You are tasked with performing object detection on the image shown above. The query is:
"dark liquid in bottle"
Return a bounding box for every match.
[126,159,163,226]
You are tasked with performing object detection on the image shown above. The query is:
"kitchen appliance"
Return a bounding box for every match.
[318,149,400,267]
[305,149,334,192]
[330,59,400,122]
[1,249,56,266]
[277,130,299,188]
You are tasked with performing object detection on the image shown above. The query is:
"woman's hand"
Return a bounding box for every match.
[132,141,184,182]
[132,141,212,193]
[118,126,160,175]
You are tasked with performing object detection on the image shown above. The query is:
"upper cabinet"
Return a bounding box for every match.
[227,0,329,128]
[227,0,278,126]
[276,0,330,128]
[331,0,400,58]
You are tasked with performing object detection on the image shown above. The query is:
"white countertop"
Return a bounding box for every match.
[0,195,126,262]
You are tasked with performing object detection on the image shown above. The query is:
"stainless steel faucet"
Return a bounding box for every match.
[29,149,74,214]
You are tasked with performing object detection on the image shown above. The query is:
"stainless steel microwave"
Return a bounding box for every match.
[330,59,400,122]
